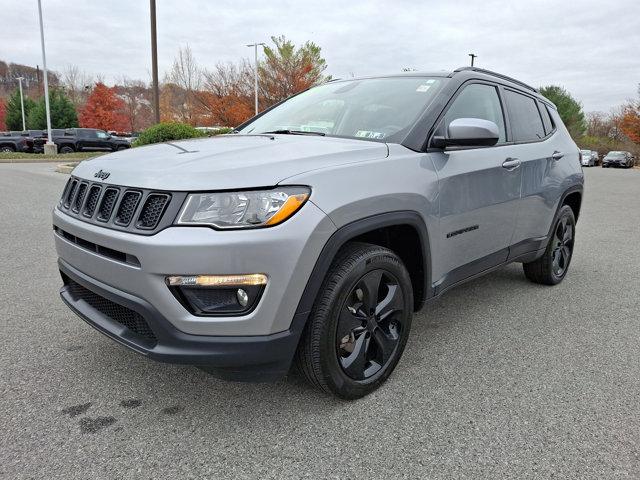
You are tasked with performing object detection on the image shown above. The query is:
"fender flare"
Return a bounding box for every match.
[294,210,432,319]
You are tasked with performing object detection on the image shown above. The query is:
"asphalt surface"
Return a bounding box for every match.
[1,163,639,479]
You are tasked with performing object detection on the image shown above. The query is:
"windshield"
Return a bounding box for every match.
[607,152,625,158]
[238,77,444,142]
[581,150,591,155]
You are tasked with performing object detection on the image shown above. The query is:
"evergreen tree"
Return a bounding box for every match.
[5,89,36,131]
[27,89,78,130]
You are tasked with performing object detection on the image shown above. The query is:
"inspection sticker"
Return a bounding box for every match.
[355,130,385,139]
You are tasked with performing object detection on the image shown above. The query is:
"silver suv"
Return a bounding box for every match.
[54,67,584,399]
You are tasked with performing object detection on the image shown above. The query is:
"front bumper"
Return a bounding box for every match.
[53,202,335,337]
[59,260,307,379]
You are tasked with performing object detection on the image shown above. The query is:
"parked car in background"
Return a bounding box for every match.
[0,131,34,153]
[602,151,635,168]
[580,149,598,167]
[33,128,131,154]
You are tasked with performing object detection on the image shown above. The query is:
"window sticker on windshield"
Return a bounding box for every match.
[355,130,385,139]
[416,84,432,92]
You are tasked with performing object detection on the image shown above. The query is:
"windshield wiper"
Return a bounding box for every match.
[261,129,325,136]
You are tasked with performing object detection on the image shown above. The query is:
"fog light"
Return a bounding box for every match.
[166,274,267,316]
[237,289,249,307]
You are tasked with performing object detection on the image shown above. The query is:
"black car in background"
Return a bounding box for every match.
[602,151,635,168]
[33,128,131,154]
[0,131,34,153]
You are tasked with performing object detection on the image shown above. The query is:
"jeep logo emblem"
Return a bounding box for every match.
[94,169,110,180]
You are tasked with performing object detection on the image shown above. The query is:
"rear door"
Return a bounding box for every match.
[429,82,522,290]
[504,90,573,257]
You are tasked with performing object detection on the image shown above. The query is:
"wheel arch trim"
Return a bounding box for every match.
[294,211,432,318]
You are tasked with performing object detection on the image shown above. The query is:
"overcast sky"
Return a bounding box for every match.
[3,0,638,112]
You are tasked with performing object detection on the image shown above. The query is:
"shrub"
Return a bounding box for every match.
[133,122,206,146]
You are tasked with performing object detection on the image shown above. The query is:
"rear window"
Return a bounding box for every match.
[538,103,554,135]
[504,90,545,142]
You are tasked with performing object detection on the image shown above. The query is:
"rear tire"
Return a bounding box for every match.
[523,205,575,285]
[295,243,413,399]
[59,145,74,154]
[0,146,15,153]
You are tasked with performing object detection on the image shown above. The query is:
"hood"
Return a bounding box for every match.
[72,134,388,190]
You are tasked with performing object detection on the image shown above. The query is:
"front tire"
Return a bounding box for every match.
[1,146,15,153]
[295,243,413,399]
[59,145,74,154]
[523,205,576,285]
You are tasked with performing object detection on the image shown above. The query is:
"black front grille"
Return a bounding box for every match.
[82,185,102,218]
[64,179,78,209]
[137,194,170,230]
[57,176,185,235]
[97,188,119,222]
[72,182,88,213]
[65,278,157,345]
[114,191,142,226]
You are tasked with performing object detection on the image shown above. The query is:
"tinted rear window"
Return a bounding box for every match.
[505,90,545,142]
[538,103,554,135]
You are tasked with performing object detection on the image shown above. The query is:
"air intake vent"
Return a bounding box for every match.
[136,194,171,230]
[71,182,88,213]
[114,191,142,226]
[97,188,119,222]
[82,185,102,218]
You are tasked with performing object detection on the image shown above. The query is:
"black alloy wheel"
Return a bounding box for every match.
[295,243,413,399]
[550,215,574,278]
[336,269,404,380]
[523,205,576,285]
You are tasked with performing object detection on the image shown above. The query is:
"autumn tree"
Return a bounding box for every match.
[28,89,78,129]
[199,62,253,126]
[116,77,154,132]
[165,45,202,125]
[618,85,640,143]
[62,64,93,108]
[539,85,586,139]
[258,35,329,107]
[79,82,128,131]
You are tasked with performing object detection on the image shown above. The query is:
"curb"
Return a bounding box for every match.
[0,158,70,164]
[55,162,79,174]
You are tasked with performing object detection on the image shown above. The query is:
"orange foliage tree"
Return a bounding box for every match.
[258,35,329,106]
[79,82,129,131]
[620,105,640,143]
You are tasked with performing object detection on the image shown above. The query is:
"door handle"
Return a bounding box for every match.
[502,157,521,169]
[551,151,564,160]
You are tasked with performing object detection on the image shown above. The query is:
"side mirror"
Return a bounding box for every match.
[432,118,500,148]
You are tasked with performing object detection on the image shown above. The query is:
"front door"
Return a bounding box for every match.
[429,82,522,290]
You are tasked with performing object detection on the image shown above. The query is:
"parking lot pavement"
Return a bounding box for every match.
[1,163,639,479]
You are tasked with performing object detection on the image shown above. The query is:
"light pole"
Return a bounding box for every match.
[469,53,477,67]
[16,77,26,131]
[150,0,160,124]
[37,0,56,154]
[246,42,265,115]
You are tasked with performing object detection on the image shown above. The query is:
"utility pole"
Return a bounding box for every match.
[37,0,56,154]
[469,53,477,67]
[246,42,265,115]
[150,0,160,124]
[16,77,26,131]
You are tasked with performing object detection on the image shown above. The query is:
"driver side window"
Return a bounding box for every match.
[443,84,506,143]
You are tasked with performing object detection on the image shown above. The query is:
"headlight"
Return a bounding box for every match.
[176,187,310,229]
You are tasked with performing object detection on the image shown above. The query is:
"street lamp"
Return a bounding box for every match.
[16,77,26,131]
[37,0,56,154]
[246,42,266,115]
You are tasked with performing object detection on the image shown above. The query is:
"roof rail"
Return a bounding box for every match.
[451,67,538,93]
